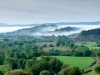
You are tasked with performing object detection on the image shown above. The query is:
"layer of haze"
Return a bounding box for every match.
[0,25,100,36]
[0,26,31,33]
[0,0,100,24]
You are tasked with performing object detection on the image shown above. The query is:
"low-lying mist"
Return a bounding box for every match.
[31,25,100,36]
[0,25,100,36]
[0,26,31,33]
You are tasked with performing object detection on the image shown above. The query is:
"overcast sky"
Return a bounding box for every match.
[0,0,100,24]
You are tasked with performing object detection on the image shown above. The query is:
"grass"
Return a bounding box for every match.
[76,42,96,47]
[75,42,98,49]
[38,56,95,69]
[86,42,96,47]
[0,65,5,71]
[84,70,99,75]
[35,42,71,51]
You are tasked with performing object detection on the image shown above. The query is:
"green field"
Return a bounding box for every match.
[76,42,97,49]
[0,65,5,71]
[38,56,95,69]
[84,70,99,75]
[86,42,96,47]
[76,42,96,46]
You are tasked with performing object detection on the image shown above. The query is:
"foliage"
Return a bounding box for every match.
[4,57,17,70]
[0,55,5,65]
[39,70,50,75]
[73,45,91,56]
[4,69,32,75]
[75,28,100,41]
[55,36,74,48]
[60,64,70,75]
[0,71,3,75]
[95,65,100,74]
[25,56,63,75]
[68,67,82,75]
[91,49,100,57]
[42,56,94,69]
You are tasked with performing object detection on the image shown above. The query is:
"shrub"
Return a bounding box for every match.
[40,70,50,75]
[68,67,82,75]
[4,69,32,75]
[95,65,100,73]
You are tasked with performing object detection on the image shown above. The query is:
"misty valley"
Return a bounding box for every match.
[1,22,100,75]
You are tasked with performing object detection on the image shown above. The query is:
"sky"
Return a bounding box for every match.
[0,0,100,24]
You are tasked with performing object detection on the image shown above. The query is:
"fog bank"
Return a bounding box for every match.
[0,25,100,36]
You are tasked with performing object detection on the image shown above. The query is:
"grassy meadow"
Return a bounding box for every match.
[75,42,100,49]
[84,70,99,75]
[76,42,96,47]
[35,42,71,51]
[38,56,95,69]
[0,65,5,71]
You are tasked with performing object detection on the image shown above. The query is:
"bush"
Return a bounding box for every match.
[40,70,50,75]
[0,71,3,75]
[68,67,82,75]
[95,65,100,73]
[4,69,27,75]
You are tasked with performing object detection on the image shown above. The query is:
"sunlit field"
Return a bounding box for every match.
[38,56,95,69]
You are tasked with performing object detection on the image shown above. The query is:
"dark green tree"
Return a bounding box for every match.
[40,70,50,75]
[68,67,82,75]
[95,65,100,74]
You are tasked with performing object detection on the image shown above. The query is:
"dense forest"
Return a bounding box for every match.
[0,27,100,75]
[75,28,100,41]
[0,34,100,75]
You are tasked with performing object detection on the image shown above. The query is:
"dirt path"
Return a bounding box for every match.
[84,57,99,73]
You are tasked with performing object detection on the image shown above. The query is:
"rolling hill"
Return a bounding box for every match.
[74,28,100,41]
[7,24,80,36]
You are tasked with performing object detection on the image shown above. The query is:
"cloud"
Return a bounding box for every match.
[0,0,100,24]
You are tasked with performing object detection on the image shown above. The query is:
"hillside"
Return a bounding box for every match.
[7,24,80,36]
[74,28,100,41]
[54,26,80,32]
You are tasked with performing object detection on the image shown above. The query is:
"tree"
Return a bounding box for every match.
[0,55,5,65]
[73,51,83,56]
[25,56,63,75]
[17,58,26,69]
[4,69,28,75]
[48,57,63,74]
[0,71,3,75]
[83,50,91,56]
[49,43,53,47]
[40,70,50,75]
[95,65,100,73]
[43,44,46,48]
[4,57,17,70]
[60,64,69,75]
[68,67,82,75]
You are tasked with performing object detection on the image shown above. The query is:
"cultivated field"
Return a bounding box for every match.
[43,47,71,51]
[38,56,95,69]
[35,42,71,51]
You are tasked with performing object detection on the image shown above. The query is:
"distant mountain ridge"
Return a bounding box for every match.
[0,21,100,27]
[43,21,100,25]
[0,23,8,27]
